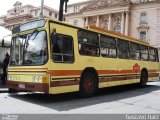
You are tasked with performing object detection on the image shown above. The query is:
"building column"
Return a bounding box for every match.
[125,11,129,36]
[96,15,100,27]
[108,13,112,30]
[83,17,86,27]
[85,17,89,27]
[121,12,125,34]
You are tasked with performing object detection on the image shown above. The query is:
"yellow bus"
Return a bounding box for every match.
[6,18,160,97]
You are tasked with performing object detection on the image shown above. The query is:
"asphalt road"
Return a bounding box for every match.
[0,82,160,114]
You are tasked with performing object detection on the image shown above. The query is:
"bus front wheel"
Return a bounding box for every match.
[80,72,97,97]
[139,70,148,87]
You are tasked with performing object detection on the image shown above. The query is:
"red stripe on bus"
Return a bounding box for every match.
[50,74,158,87]
[99,76,140,82]
[48,70,158,76]
[50,80,79,87]
[48,70,82,76]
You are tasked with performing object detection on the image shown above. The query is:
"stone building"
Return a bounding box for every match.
[0,1,59,31]
[65,0,160,49]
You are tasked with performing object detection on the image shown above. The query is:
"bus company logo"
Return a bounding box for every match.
[133,63,140,73]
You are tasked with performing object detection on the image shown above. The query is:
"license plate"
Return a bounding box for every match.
[18,84,25,89]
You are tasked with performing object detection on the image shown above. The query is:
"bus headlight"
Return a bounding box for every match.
[8,75,14,80]
[33,75,42,82]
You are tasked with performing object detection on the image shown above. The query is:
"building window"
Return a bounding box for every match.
[49,12,52,17]
[140,12,147,22]
[73,20,78,26]
[114,16,121,22]
[73,6,79,13]
[140,31,147,40]
[103,17,108,22]
[21,10,24,13]
[35,11,38,16]
[113,23,121,33]
[140,0,149,2]
[91,18,97,26]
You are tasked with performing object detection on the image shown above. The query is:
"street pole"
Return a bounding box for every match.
[40,0,44,18]
[59,0,69,21]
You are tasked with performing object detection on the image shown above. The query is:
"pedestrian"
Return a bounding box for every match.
[1,53,10,85]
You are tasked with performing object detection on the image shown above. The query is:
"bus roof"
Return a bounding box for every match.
[87,25,150,46]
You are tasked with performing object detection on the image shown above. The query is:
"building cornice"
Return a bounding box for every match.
[132,0,160,6]
[4,14,33,21]
[31,5,59,13]
[68,0,94,7]
[80,0,131,12]
[65,12,82,17]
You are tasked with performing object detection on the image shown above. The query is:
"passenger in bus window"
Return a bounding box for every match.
[51,33,61,53]
[51,32,62,62]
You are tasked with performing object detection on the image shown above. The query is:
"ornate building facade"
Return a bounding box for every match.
[65,0,160,49]
[0,1,59,31]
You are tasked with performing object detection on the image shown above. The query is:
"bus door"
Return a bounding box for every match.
[49,22,77,93]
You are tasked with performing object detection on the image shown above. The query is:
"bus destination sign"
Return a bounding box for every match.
[12,19,45,34]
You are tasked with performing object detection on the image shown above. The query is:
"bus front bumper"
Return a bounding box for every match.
[6,81,49,93]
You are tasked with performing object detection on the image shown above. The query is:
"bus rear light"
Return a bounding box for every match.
[8,75,14,80]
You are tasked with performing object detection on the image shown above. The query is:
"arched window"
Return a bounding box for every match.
[91,18,97,26]
[113,24,121,33]
[103,17,108,22]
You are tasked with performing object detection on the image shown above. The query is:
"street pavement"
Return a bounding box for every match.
[0,82,160,114]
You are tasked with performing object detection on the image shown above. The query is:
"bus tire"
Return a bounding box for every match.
[139,70,148,87]
[80,72,98,97]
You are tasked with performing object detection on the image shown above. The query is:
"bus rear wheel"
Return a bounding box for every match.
[139,70,148,87]
[80,72,97,97]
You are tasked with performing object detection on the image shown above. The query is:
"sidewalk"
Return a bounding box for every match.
[0,83,8,93]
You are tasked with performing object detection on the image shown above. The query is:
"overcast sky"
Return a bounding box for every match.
[0,0,88,16]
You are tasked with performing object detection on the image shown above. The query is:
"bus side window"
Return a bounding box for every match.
[130,42,140,60]
[141,45,149,61]
[78,30,99,57]
[149,47,156,62]
[100,35,117,58]
[117,39,130,59]
[51,33,74,63]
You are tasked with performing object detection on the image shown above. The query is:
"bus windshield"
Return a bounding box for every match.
[10,31,48,66]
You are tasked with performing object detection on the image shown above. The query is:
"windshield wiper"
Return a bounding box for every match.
[29,30,38,40]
